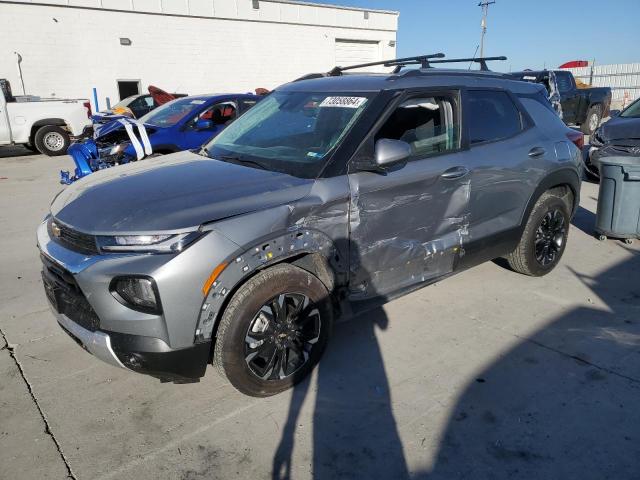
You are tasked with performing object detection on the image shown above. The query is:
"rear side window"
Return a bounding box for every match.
[467,90,523,144]
[518,89,556,115]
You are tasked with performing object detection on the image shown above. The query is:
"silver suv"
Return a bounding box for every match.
[38,55,582,396]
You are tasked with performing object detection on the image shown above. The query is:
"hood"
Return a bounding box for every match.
[51,151,314,234]
[93,118,127,138]
[93,118,158,139]
[598,116,640,142]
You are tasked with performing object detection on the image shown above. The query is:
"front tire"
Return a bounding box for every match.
[34,126,70,156]
[214,264,333,397]
[506,192,570,276]
[581,104,602,136]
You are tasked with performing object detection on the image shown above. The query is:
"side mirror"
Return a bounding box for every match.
[374,139,411,168]
[609,109,621,118]
[195,119,213,131]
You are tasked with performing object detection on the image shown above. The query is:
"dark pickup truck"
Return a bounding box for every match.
[510,70,611,135]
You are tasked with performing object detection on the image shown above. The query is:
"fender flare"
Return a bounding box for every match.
[194,228,342,343]
[519,167,581,233]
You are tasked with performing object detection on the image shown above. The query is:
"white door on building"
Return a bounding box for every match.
[335,39,380,70]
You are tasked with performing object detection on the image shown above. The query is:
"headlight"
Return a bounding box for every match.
[96,231,203,253]
[110,276,161,314]
[109,143,130,156]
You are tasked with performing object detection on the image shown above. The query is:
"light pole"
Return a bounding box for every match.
[478,1,495,58]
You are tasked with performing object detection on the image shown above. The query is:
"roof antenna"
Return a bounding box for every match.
[468,45,479,70]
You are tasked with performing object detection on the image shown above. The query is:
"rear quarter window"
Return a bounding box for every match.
[467,90,523,144]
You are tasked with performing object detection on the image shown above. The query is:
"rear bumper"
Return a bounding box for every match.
[53,306,211,382]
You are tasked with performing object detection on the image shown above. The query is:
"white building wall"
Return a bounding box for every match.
[0,0,398,109]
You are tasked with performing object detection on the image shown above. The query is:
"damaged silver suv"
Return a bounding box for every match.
[38,55,582,396]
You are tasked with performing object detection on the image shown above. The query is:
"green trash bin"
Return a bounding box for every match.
[595,155,640,243]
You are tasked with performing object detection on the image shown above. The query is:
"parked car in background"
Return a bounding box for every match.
[510,70,612,135]
[62,93,260,184]
[0,78,91,155]
[38,54,582,396]
[587,96,640,179]
[91,86,187,124]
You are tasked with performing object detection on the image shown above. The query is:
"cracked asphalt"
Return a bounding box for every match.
[1,147,639,479]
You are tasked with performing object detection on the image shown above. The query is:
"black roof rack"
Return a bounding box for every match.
[428,56,508,72]
[292,53,508,83]
[328,53,445,76]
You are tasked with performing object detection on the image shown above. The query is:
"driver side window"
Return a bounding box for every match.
[188,102,237,130]
[375,94,460,159]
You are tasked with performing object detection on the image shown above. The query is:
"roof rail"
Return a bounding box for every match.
[428,56,508,72]
[328,53,446,76]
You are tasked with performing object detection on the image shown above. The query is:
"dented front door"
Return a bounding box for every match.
[347,150,472,299]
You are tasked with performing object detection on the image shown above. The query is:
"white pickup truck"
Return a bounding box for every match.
[0,79,92,156]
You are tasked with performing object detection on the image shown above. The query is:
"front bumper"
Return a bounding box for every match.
[54,307,124,369]
[54,307,210,381]
[43,256,211,382]
[36,218,237,382]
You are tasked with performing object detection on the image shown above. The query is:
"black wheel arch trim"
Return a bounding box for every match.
[196,228,344,346]
[520,168,581,230]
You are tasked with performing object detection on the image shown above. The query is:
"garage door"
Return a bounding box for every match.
[335,39,380,70]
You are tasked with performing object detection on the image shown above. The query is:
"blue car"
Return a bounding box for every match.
[63,93,261,184]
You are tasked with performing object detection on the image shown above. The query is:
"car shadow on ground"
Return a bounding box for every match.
[272,306,409,480]
[413,250,640,479]
[0,146,39,159]
[272,245,640,479]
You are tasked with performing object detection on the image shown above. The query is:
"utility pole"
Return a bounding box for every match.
[478,1,495,58]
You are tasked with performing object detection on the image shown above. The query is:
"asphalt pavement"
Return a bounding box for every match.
[1,148,639,480]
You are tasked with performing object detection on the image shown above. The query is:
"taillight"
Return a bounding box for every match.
[566,130,584,150]
[83,101,92,119]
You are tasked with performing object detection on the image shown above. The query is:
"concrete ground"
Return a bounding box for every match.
[0,147,639,480]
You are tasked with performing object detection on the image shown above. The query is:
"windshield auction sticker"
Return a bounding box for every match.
[319,96,368,108]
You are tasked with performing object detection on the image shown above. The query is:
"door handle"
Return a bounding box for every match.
[528,147,546,158]
[440,166,469,179]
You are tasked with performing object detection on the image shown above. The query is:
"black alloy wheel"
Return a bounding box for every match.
[214,263,332,397]
[244,293,321,380]
[534,209,566,267]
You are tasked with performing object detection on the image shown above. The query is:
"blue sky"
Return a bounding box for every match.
[320,0,640,71]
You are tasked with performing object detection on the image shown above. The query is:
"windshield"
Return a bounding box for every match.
[620,98,640,118]
[112,95,137,109]
[140,97,206,127]
[204,91,372,178]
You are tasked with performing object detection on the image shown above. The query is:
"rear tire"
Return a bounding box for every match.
[34,126,70,156]
[506,192,570,276]
[581,104,602,135]
[214,264,333,397]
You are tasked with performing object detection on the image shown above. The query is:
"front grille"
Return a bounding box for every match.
[610,144,640,156]
[49,218,98,255]
[41,254,100,332]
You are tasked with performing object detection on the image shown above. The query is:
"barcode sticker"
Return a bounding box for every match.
[319,96,368,108]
